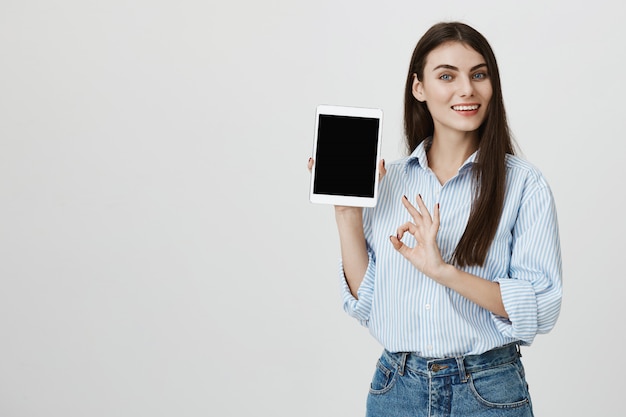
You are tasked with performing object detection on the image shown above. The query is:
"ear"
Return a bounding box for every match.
[412,74,426,102]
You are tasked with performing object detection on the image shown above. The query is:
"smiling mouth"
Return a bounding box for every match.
[451,104,480,111]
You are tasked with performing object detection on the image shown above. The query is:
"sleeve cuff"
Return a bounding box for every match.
[340,251,376,325]
[492,278,538,344]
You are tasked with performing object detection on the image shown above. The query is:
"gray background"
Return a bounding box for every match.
[1,0,623,416]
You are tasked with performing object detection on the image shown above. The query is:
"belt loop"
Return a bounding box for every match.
[516,343,522,358]
[456,356,468,383]
[398,353,408,376]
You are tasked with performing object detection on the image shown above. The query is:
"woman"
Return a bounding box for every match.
[309,22,562,416]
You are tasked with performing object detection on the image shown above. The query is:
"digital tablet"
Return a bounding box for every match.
[309,105,383,207]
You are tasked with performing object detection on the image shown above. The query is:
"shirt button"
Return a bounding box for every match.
[427,344,433,351]
[425,304,431,310]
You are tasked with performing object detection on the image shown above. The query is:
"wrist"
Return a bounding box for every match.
[334,206,363,220]
[433,263,457,285]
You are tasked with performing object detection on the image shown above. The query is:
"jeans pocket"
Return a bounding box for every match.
[368,356,398,395]
[468,362,530,409]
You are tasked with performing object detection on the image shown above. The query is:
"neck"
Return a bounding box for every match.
[427,131,478,184]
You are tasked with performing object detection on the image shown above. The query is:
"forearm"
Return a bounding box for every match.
[335,208,368,298]
[437,264,509,319]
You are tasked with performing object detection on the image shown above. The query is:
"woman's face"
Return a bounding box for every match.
[413,42,493,139]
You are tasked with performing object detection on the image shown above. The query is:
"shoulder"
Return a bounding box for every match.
[366,156,413,215]
[378,156,408,183]
[504,154,555,205]
[505,154,551,189]
[383,155,417,177]
[386,155,412,170]
[378,155,423,189]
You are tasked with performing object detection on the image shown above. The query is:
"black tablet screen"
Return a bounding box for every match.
[313,114,380,197]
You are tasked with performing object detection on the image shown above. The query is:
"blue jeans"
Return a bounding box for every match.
[366,343,533,417]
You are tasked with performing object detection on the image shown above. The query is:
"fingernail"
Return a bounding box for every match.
[437,203,440,209]
[397,233,401,240]
[418,194,422,199]
[308,157,312,162]
[402,195,407,200]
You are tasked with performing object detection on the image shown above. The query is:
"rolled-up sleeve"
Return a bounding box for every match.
[492,184,563,344]
[340,249,376,326]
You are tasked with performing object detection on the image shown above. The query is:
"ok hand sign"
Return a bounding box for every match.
[389,195,447,281]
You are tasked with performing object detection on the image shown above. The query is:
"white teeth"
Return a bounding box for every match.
[452,105,479,111]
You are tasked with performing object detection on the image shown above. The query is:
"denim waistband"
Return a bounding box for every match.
[382,343,520,382]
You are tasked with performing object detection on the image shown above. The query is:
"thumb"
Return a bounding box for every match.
[389,234,409,256]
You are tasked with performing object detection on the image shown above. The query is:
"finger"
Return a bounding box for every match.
[389,235,416,260]
[378,159,386,180]
[433,202,440,230]
[389,234,409,252]
[401,195,422,222]
[307,157,314,172]
[415,194,432,223]
[396,221,418,241]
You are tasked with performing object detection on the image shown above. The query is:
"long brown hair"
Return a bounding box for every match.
[403,22,515,267]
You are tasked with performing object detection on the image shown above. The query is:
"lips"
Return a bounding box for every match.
[451,104,480,111]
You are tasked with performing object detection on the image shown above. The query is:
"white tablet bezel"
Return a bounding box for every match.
[309,104,383,207]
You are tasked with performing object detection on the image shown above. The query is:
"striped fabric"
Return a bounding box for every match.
[340,140,562,357]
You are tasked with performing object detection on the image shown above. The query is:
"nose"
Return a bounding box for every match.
[458,76,474,97]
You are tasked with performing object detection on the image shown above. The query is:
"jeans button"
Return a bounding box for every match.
[432,364,446,372]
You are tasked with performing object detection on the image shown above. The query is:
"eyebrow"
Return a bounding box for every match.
[432,63,487,72]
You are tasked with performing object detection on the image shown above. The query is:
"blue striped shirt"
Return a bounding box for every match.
[340,140,562,357]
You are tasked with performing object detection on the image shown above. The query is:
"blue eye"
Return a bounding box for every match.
[473,72,488,80]
[440,74,452,81]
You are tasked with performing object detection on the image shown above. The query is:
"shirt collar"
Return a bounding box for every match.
[404,137,478,175]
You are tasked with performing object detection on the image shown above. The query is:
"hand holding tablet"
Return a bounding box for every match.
[309,105,383,207]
